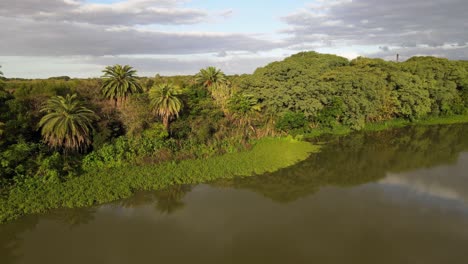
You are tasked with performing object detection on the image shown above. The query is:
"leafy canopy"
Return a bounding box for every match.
[149,83,183,131]
[195,66,227,89]
[101,64,143,105]
[39,94,98,151]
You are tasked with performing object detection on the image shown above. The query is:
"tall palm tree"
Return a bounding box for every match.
[101,65,143,107]
[195,66,227,89]
[39,94,98,152]
[149,83,183,132]
[196,67,231,111]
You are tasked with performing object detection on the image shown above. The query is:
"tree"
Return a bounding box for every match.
[101,65,143,107]
[39,94,98,152]
[196,66,227,88]
[149,83,183,132]
[0,66,10,141]
[195,66,230,111]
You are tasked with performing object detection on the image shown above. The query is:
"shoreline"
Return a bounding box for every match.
[0,138,318,223]
[304,114,468,139]
[1,114,468,224]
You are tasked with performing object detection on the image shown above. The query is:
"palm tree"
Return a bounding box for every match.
[149,83,183,132]
[195,66,227,89]
[39,94,98,152]
[101,65,143,107]
[196,67,231,111]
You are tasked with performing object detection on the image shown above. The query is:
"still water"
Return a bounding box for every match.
[1,124,468,264]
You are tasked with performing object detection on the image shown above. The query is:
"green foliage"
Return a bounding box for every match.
[1,138,316,223]
[82,133,168,171]
[196,66,230,111]
[39,94,99,151]
[228,93,261,115]
[220,124,468,203]
[196,66,227,89]
[1,141,40,179]
[6,79,74,99]
[276,111,307,132]
[118,93,152,136]
[149,83,183,131]
[48,76,71,81]
[239,51,349,118]
[2,53,468,224]
[316,97,345,128]
[239,52,468,131]
[101,65,143,106]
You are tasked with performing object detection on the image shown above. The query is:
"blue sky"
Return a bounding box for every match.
[0,0,466,78]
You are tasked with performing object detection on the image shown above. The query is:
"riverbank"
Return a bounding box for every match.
[305,114,468,139]
[0,138,317,223]
[2,114,468,224]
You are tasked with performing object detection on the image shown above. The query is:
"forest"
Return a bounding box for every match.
[1,51,468,222]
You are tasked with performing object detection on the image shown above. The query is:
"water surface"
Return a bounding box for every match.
[1,124,468,264]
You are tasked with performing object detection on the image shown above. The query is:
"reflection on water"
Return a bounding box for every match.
[1,124,468,264]
[214,124,468,203]
[118,185,192,214]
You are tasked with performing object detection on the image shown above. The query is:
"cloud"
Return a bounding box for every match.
[0,1,283,58]
[0,0,207,26]
[0,17,282,56]
[379,153,468,206]
[282,0,468,59]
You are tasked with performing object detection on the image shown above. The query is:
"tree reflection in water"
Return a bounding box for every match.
[213,124,468,203]
[118,185,193,214]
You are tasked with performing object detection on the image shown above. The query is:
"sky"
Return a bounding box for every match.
[0,0,467,78]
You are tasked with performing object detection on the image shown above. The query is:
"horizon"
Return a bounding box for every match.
[1,0,467,78]
[2,51,466,80]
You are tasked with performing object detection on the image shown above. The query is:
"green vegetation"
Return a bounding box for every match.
[149,83,183,132]
[1,51,468,223]
[39,94,99,151]
[239,52,468,130]
[196,66,230,112]
[216,124,468,203]
[304,114,468,138]
[0,138,316,223]
[101,64,143,107]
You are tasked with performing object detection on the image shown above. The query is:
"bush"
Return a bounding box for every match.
[276,111,307,132]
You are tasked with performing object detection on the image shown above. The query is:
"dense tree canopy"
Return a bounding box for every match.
[237,52,468,129]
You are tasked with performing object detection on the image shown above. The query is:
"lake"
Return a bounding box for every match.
[1,124,468,264]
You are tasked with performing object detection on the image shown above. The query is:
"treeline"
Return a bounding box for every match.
[0,66,266,185]
[239,52,468,131]
[1,52,468,186]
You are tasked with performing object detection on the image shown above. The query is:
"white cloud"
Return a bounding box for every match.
[282,0,468,60]
[0,0,208,26]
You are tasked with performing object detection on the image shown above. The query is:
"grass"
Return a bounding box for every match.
[304,114,468,139]
[0,137,318,223]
